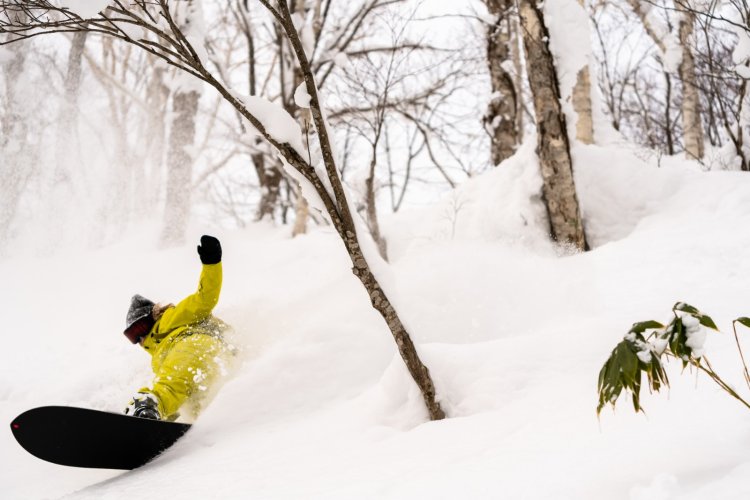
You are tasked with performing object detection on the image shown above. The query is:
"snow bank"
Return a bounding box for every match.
[4,144,750,499]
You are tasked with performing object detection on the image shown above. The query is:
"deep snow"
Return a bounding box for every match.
[3,143,750,500]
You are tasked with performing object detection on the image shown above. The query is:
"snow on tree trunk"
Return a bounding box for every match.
[160,89,199,247]
[517,0,588,250]
[484,0,521,165]
[677,6,705,160]
[543,0,595,146]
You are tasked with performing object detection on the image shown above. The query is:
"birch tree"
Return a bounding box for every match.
[484,0,522,165]
[571,0,594,145]
[517,0,588,250]
[675,3,704,160]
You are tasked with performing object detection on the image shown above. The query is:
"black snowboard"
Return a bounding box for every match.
[10,406,191,470]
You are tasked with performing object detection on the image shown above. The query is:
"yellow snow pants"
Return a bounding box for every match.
[140,333,227,420]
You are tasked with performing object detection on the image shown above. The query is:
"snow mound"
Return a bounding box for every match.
[4,145,750,499]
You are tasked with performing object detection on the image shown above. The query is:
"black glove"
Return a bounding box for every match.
[197,235,222,264]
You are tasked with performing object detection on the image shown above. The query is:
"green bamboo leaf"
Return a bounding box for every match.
[698,314,719,331]
[597,341,642,414]
[667,319,683,355]
[735,317,750,329]
[617,343,639,385]
[603,347,621,389]
[629,320,665,335]
[673,302,699,315]
[631,377,643,413]
[631,391,640,413]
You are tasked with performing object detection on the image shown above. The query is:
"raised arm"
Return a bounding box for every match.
[157,236,223,332]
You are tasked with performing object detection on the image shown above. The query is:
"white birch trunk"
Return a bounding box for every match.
[518,0,588,250]
[484,0,521,165]
[571,0,594,144]
[677,6,705,160]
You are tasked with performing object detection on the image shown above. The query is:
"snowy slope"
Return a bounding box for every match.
[3,144,750,500]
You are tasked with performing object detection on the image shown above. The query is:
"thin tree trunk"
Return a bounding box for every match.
[484,0,520,165]
[665,72,675,155]
[288,0,310,234]
[365,141,388,260]
[677,6,704,160]
[517,0,587,250]
[571,0,594,145]
[237,0,284,222]
[54,31,88,184]
[255,153,283,221]
[572,68,594,144]
[291,188,309,237]
[511,15,525,143]
[160,89,200,246]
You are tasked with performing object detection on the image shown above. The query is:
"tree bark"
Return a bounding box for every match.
[517,0,587,250]
[291,187,309,237]
[484,0,521,165]
[664,72,675,155]
[572,67,594,144]
[365,142,388,260]
[160,89,200,246]
[571,0,594,145]
[510,16,525,143]
[677,6,704,160]
[253,149,284,221]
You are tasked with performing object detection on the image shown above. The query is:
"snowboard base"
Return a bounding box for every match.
[10,405,191,470]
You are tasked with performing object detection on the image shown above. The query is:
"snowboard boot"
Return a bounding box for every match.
[124,392,162,420]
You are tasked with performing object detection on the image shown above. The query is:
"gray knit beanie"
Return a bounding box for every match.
[124,294,155,343]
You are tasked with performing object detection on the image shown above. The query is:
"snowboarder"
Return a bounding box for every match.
[122,235,232,421]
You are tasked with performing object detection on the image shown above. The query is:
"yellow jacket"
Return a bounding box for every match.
[141,262,223,372]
